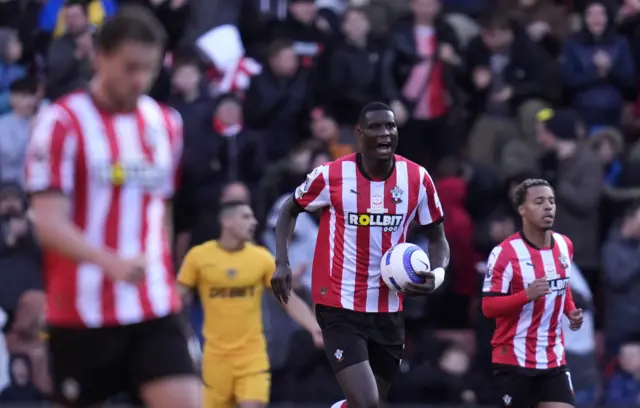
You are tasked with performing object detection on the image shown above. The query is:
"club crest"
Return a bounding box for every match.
[226,269,237,279]
[390,186,403,204]
[558,253,569,269]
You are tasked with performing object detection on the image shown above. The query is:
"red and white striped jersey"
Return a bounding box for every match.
[25,91,182,328]
[482,232,574,371]
[294,153,444,313]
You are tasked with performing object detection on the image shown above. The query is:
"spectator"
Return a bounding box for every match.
[560,0,636,128]
[0,28,25,115]
[37,0,116,39]
[168,51,215,146]
[325,7,381,128]
[510,0,570,58]
[602,202,640,355]
[0,354,45,403]
[605,340,640,406]
[536,108,603,279]
[244,38,316,162]
[310,115,352,159]
[381,0,462,169]
[45,0,94,100]
[0,78,39,185]
[464,11,547,168]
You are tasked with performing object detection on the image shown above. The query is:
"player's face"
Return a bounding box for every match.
[95,41,162,109]
[228,205,258,242]
[519,185,555,230]
[358,110,398,161]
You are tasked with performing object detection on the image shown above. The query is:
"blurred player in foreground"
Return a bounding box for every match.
[482,179,584,408]
[178,201,322,408]
[25,6,199,408]
[272,102,450,408]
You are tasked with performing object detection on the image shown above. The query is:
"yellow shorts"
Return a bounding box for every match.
[201,352,270,408]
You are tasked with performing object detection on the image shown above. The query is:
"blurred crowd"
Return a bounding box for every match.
[3,0,640,406]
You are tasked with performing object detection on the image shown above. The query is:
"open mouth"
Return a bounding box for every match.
[543,215,554,222]
[376,142,392,153]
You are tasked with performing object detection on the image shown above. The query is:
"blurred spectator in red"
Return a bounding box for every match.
[381,0,462,169]
[325,7,381,129]
[244,38,316,162]
[0,28,25,115]
[45,0,93,100]
[0,78,39,185]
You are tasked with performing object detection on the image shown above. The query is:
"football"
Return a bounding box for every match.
[380,243,431,292]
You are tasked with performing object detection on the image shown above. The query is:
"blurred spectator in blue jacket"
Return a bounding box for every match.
[0,28,25,115]
[605,340,640,406]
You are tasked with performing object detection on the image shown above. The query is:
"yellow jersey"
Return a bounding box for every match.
[178,241,275,356]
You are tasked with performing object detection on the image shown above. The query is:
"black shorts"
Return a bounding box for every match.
[48,314,196,407]
[493,367,575,408]
[315,304,404,383]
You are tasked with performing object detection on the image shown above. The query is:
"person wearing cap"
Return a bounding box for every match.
[535,107,603,279]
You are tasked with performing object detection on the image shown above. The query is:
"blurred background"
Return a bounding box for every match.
[2,0,640,406]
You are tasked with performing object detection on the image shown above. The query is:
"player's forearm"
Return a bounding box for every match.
[274,197,299,266]
[564,286,577,316]
[283,292,320,333]
[482,291,529,318]
[425,224,450,270]
[30,208,113,267]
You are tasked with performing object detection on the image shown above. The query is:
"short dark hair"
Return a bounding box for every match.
[478,11,511,31]
[9,77,37,94]
[358,102,392,124]
[512,178,552,208]
[219,200,250,217]
[267,38,294,58]
[171,48,202,71]
[95,6,166,53]
[64,0,88,13]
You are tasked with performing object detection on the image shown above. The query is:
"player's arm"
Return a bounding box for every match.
[176,247,200,306]
[26,106,119,270]
[275,164,331,268]
[481,247,530,318]
[415,167,449,289]
[281,291,322,336]
[564,285,577,316]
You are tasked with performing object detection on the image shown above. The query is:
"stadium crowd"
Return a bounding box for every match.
[1,0,640,406]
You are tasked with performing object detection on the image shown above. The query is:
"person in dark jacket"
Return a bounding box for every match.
[559,0,636,128]
[0,354,45,403]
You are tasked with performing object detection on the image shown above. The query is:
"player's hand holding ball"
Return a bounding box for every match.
[568,308,583,331]
[271,264,292,304]
[525,278,551,301]
[380,243,445,296]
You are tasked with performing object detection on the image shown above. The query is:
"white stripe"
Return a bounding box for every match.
[70,94,110,327]
[389,161,410,312]
[501,263,513,293]
[112,115,143,324]
[536,249,556,369]
[145,197,171,317]
[366,180,383,312]
[340,161,357,310]
[510,239,536,367]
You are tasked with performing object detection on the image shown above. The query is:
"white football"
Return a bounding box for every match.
[380,243,431,292]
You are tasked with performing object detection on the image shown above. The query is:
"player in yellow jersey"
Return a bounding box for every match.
[177,200,322,408]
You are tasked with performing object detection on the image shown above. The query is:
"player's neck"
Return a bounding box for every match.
[359,153,394,181]
[521,225,552,249]
[217,235,246,252]
[88,79,136,114]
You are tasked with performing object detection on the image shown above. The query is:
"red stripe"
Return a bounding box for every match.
[328,163,345,307]
[500,243,520,366]
[524,245,546,369]
[48,101,88,326]
[354,172,371,312]
[297,174,326,209]
[379,170,398,312]
[97,110,120,325]
[133,109,155,318]
[46,120,69,189]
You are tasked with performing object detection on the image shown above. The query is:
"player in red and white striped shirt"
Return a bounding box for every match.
[482,179,583,408]
[271,102,450,408]
[25,8,199,408]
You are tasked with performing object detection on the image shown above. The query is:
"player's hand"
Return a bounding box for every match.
[102,255,146,284]
[525,278,551,301]
[310,326,324,349]
[271,264,292,304]
[403,272,436,296]
[568,308,583,331]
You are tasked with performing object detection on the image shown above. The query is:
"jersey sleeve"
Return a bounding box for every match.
[262,248,277,288]
[177,247,200,288]
[25,105,77,195]
[416,166,444,225]
[482,246,514,296]
[293,164,331,212]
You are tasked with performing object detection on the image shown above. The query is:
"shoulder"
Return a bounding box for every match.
[139,96,182,126]
[186,241,216,260]
[553,232,574,253]
[495,234,523,258]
